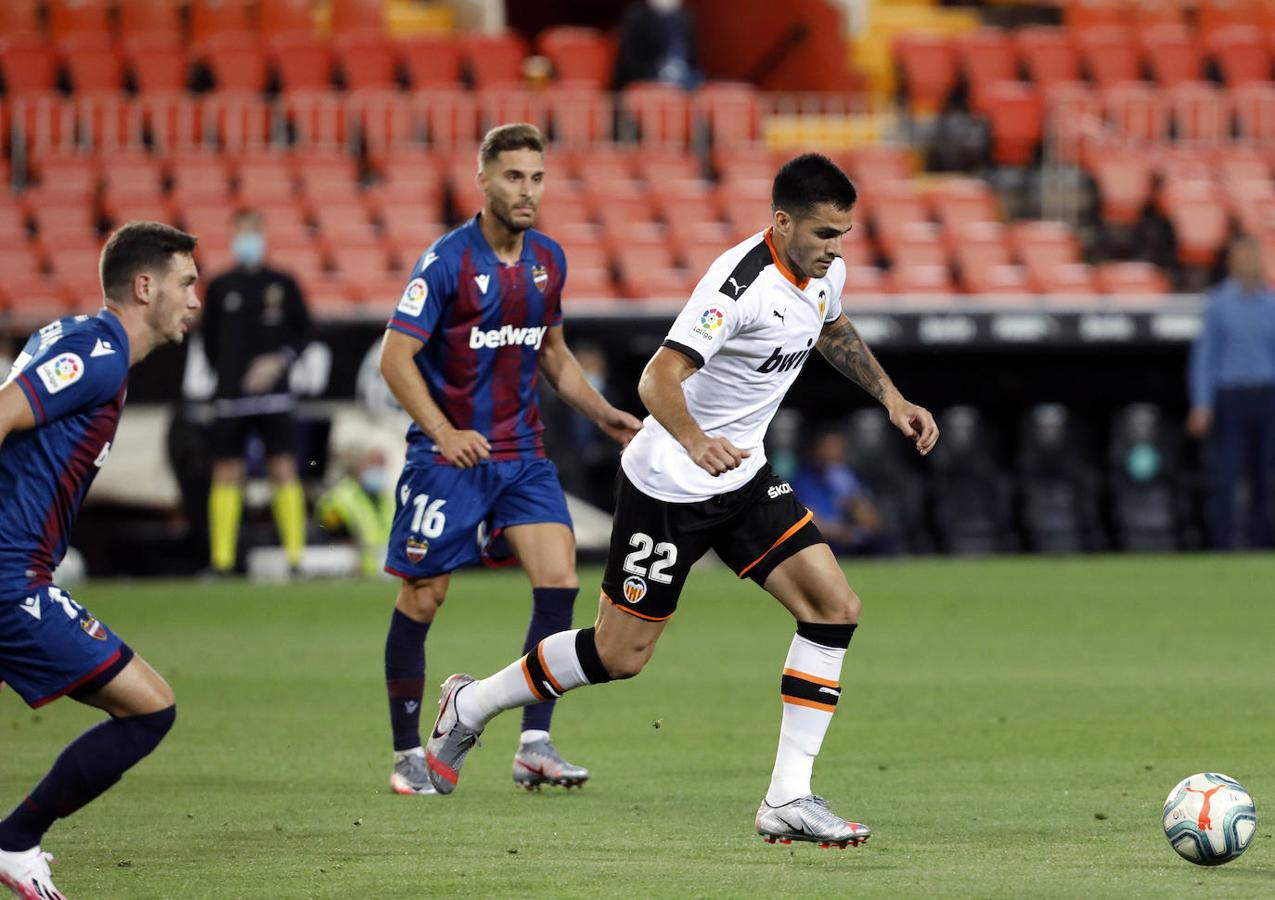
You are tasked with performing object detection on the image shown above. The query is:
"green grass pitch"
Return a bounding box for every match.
[3,555,1273,898]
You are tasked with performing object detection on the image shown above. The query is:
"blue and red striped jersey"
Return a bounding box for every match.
[0,310,130,598]
[386,214,567,463]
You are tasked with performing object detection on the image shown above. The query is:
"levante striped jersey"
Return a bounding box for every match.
[386,215,567,464]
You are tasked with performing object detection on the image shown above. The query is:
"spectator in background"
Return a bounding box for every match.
[1187,236,1275,549]
[612,0,703,90]
[792,430,895,556]
[542,342,622,509]
[201,209,313,574]
[316,447,394,578]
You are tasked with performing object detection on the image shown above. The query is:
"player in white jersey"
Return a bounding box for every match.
[421,154,939,847]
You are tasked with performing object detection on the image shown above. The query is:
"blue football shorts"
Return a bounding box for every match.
[0,584,133,708]
[383,457,573,580]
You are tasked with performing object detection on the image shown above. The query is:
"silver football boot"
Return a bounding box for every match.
[512,738,589,790]
[389,753,436,796]
[424,674,483,795]
[755,795,872,849]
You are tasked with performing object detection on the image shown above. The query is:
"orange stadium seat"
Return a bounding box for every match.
[1063,0,1125,32]
[48,0,110,45]
[370,148,443,197]
[1140,25,1205,87]
[538,26,613,88]
[0,1,39,38]
[1128,0,1186,28]
[348,90,417,153]
[1078,28,1142,89]
[0,249,44,279]
[966,263,1033,296]
[261,0,317,41]
[236,156,296,201]
[281,89,347,150]
[952,222,1012,291]
[118,0,182,42]
[1095,261,1169,294]
[1206,26,1271,87]
[190,0,252,45]
[127,37,189,94]
[1089,146,1154,225]
[1215,144,1270,183]
[843,146,915,184]
[694,82,761,149]
[30,154,99,198]
[545,85,612,149]
[957,29,1017,114]
[202,38,270,93]
[79,94,144,151]
[931,178,1000,231]
[981,81,1044,166]
[3,275,74,317]
[1015,27,1081,91]
[101,157,164,198]
[331,0,387,37]
[105,197,175,226]
[1102,82,1169,143]
[0,38,58,95]
[893,33,957,114]
[169,156,232,205]
[203,92,272,151]
[1168,81,1230,143]
[1012,221,1081,273]
[1045,81,1103,164]
[335,33,398,91]
[842,265,887,295]
[65,45,125,94]
[477,87,552,136]
[880,221,947,266]
[871,183,929,240]
[272,36,334,92]
[1197,0,1268,38]
[1232,81,1275,142]
[1033,261,1097,295]
[887,264,954,295]
[399,36,465,88]
[621,83,692,146]
[1162,183,1229,266]
[460,31,528,89]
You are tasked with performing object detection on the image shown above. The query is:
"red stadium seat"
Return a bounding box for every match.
[101,156,164,199]
[1129,0,1187,29]
[1102,82,1169,143]
[105,197,175,226]
[30,155,99,199]
[281,89,347,151]
[621,83,692,147]
[952,222,1012,291]
[3,275,74,318]
[335,33,398,91]
[879,221,947,266]
[1095,261,1169,294]
[203,92,272,152]
[545,85,612,149]
[127,37,189,95]
[140,92,202,152]
[1162,183,1229,266]
[460,31,528,89]
[1140,25,1205,87]
[1197,0,1267,38]
[966,263,1033,296]
[399,36,464,88]
[1232,82,1275,142]
[694,82,762,148]
[1168,81,1230,143]
[0,38,58,95]
[1032,261,1097,295]
[1063,0,1125,32]
[930,178,999,231]
[1078,28,1141,90]
[236,156,297,204]
[1012,221,1081,273]
[957,29,1017,114]
[349,90,420,155]
[477,87,551,137]
[843,145,915,184]
[1215,144,1270,184]
[272,36,334,92]
[981,81,1044,166]
[871,183,929,240]
[538,26,613,88]
[119,0,182,42]
[261,0,316,40]
[331,0,386,37]
[886,264,954,295]
[892,33,957,113]
[202,37,269,93]
[0,249,44,279]
[1015,27,1081,91]
[190,0,251,45]
[842,265,887,295]
[1206,26,1271,87]
[1045,81,1103,164]
[1088,145,1154,225]
[78,93,144,152]
[65,45,125,94]
[0,1,39,38]
[48,0,110,45]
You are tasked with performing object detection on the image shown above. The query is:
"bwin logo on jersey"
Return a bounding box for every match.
[756,338,814,375]
[469,325,547,350]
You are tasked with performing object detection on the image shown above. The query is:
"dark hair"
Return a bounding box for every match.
[478,123,546,168]
[772,153,858,219]
[100,221,198,303]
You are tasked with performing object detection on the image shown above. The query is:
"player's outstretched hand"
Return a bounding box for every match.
[688,434,750,476]
[598,407,643,448]
[436,427,491,468]
[887,399,939,456]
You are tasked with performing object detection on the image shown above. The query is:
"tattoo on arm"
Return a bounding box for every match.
[816,317,892,402]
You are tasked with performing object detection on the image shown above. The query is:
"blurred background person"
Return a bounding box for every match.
[540,342,622,509]
[791,429,896,556]
[316,446,394,578]
[1187,236,1275,550]
[612,0,702,90]
[201,209,314,575]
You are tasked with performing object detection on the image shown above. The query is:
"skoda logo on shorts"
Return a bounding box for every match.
[622,575,647,604]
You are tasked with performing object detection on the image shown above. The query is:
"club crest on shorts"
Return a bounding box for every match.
[532,264,549,290]
[80,616,107,641]
[622,575,647,603]
[405,538,429,563]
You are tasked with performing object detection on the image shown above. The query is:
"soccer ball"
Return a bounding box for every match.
[1162,772,1257,866]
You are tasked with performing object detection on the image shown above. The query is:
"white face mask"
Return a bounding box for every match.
[649,0,682,11]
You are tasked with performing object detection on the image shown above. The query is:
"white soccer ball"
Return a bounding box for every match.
[1162,772,1257,866]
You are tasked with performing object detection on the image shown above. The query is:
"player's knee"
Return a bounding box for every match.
[400,580,446,620]
[811,586,860,625]
[534,570,579,590]
[598,643,653,680]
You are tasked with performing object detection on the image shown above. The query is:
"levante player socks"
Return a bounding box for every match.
[385,609,431,753]
[457,627,612,729]
[0,706,175,852]
[765,622,857,807]
[518,586,578,737]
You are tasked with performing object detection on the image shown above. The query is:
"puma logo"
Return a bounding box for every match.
[772,309,785,322]
[728,277,746,296]
[1185,784,1226,830]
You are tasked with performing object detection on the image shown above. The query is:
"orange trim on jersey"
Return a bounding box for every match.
[521,656,549,702]
[536,643,566,696]
[738,509,814,578]
[782,667,840,689]
[764,228,810,291]
[602,590,675,622]
[781,695,838,713]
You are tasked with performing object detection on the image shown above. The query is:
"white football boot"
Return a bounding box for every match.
[0,845,67,899]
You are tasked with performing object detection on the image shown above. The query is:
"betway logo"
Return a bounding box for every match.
[756,338,814,374]
[469,325,547,350]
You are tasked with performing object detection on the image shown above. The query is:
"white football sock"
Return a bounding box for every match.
[457,629,591,729]
[766,634,846,806]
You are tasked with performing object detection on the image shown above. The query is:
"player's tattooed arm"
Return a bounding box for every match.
[816,313,895,403]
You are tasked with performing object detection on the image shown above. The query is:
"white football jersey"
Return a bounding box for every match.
[622,229,845,502]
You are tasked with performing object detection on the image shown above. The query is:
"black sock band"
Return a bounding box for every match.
[796,621,857,649]
[574,627,612,685]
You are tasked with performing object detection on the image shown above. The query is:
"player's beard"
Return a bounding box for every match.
[491,195,537,233]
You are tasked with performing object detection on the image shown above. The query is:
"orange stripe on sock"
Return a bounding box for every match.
[602,590,675,622]
[738,510,813,578]
[536,642,566,696]
[782,695,838,713]
[782,667,839,689]
[521,656,549,702]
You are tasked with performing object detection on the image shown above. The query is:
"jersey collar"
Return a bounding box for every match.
[764,228,810,291]
[96,307,130,356]
[468,213,535,267]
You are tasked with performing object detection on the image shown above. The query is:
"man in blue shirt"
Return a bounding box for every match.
[0,222,200,898]
[1188,236,1275,549]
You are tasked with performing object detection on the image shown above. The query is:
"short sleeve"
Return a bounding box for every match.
[386,247,453,344]
[661,281,754,368]
[16,333,127,425]
[824,258,845,324]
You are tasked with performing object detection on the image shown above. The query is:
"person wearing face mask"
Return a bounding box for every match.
[612,0,703,90]
[200,208,313,575]
[316,447,396,578]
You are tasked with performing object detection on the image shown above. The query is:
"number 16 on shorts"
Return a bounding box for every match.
[400,487,447,563]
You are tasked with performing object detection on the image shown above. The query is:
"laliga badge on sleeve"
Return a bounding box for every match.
[36,352,85,394]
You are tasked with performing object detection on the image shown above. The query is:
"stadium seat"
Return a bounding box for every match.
[235,156,296,203]
[127,37,190,95]
[694,82,761,149]
[966,263,1033,296]
[1161,183,1229,266]
[331,0,387,37]
[0,37,58,95]
[190,0,252,45]
[0,249,44,279]
[65,45,125,94]
[842,265,886,295]
[399,36,464,88]
[880,221,947,267]
[1168,81,1229,143]
[621,83,692,147]
[477,87,552,137]
[261,0,317,41]
[1032,261,1097,295]
[1206,25,1271,86]
[981,81,1044,166]
[202,38,270,93]
[1197,0,1267,38]
[957,29,1017,114]
[952,221,1012,291]
[119,0,182,42]
[1128,0,1187,29]
[203,92,272,152]
[1062,0,1125,32]
[30,154,99,200]
[892,33,957,114]
[842,145,915,185]
[886,263,954,295]
[297,153,361,199]
[48,0,110,45]
[545,85,612,149]
[272,35,334,92]
[538,26,613,88]
[1095,261,1170,294]
[335,33,398,91]
[0,1,39,38]
[1102,82,1169,143]
[101,157,164,199]
[105,197,175,226]
[460,31,528,89]
[1088,146,1154,226]
[871,183,929,241]
[1078,27,1141,90]
[3,275,74,318]
[931,178,1000,231]
[1014,27,1081,91]
[1232,81,1275,142]
[1012,221,1081,273]
[281,89,347,151]
[1140,25,1205,87]
[140,93,202,152]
